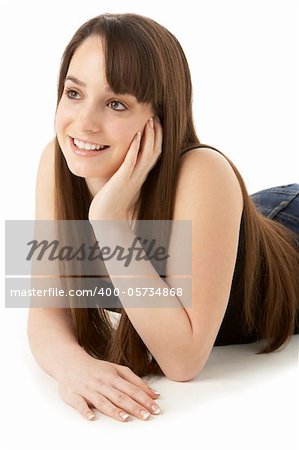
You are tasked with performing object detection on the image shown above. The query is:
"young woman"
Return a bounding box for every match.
[28,13,299,424]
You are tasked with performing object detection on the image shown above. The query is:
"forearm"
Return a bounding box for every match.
[121,288,194,378]
[27,307,86,380]
[92,220,194,378]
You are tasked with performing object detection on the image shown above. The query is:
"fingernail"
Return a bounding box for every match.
[136,131,141,143]
[154,116,161,123]
[119,412,130,421]
[87,412,95,420]
[148,117,154,128]
[151,405,160,414]
[152,390,161,396]
[140,410,150,420]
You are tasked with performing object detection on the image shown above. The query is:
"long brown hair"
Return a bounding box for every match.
[54,13,299,377]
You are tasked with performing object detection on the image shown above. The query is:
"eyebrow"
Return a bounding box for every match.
[64,75,113,93]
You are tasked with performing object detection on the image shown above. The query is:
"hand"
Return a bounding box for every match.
[88,116,163,221]
[57,350,161,422]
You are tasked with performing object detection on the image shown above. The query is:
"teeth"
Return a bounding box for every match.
[73,139,108,151]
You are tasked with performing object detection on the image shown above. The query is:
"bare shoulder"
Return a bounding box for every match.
[35,138,56,220]
[174,146,243,218]
[39,137,56,166]
[178,146,238,180]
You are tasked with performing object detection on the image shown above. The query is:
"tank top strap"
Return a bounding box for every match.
[180,143,223,156]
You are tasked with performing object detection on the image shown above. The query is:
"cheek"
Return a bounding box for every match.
[112,122,141,149]
[55,103,72,136]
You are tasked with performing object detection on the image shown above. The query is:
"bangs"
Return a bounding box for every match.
[97,22,161,106]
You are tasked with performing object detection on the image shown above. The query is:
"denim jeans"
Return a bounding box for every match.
[249,183,299,235]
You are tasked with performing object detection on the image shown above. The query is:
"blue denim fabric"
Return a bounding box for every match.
[250,183,299,235]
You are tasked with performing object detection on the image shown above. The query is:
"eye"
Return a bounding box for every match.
[107,100,127,111]
[64,88,81,100]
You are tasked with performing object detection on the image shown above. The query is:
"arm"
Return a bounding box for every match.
[27,307,86,380]
[28,139,160,423]
[91,220,194,381]
[28,138,85,379]
[92,148,243,381]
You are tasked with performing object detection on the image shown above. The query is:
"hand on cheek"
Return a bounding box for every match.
[89,116,163,221]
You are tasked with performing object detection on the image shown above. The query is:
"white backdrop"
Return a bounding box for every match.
[1,1,299,449]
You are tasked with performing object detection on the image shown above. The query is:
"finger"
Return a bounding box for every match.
[153,116,163,154]
[143,116,162,157]
[90,387,152,421]
[83,390,131,422]
[138,117,162,171]
[117,365,161,399]
[141,117,155,157]
[119,132,142,177]
[67,393,96,422]
[131,119,156,179]
[112,376,161,416]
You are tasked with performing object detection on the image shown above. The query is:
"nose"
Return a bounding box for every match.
[77,102,102,133]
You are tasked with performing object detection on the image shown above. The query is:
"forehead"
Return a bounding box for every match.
[67,36,106,77]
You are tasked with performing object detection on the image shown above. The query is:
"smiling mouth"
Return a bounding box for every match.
[72,137,110,151]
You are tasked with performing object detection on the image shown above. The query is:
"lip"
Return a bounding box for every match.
[69,136,110,157]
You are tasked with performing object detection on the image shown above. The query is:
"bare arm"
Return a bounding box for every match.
[27,139,84,379]
[27,307,86,379]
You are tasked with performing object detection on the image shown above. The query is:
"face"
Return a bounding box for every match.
[55,35,155,197]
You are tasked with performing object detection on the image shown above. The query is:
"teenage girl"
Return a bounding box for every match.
[28,13,299,423]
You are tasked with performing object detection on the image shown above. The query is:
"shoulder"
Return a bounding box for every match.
[35,138,56,220]
[174,147,243,219]
[36,137,56,181]
[178,146,237,180]
[39,137,56,165]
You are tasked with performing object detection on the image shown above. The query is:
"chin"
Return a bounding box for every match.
[65,157,114,179]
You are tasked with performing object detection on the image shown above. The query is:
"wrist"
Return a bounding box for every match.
[53,343,89,380]
[89,214,129,222]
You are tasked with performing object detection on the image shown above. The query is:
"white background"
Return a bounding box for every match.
[1,1,298,449]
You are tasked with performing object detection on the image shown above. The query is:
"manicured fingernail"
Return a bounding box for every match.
[152,390,161,396]
[148,117,154,128]
[140,410,150,420]
[87,412,95,420]
[136,131,141,143]
[119,412,130,421]
[151,405,160,414]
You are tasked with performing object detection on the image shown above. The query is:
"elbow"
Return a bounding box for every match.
[155,342,209,381]
[164,369,201,382]
[162,360,205,382]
